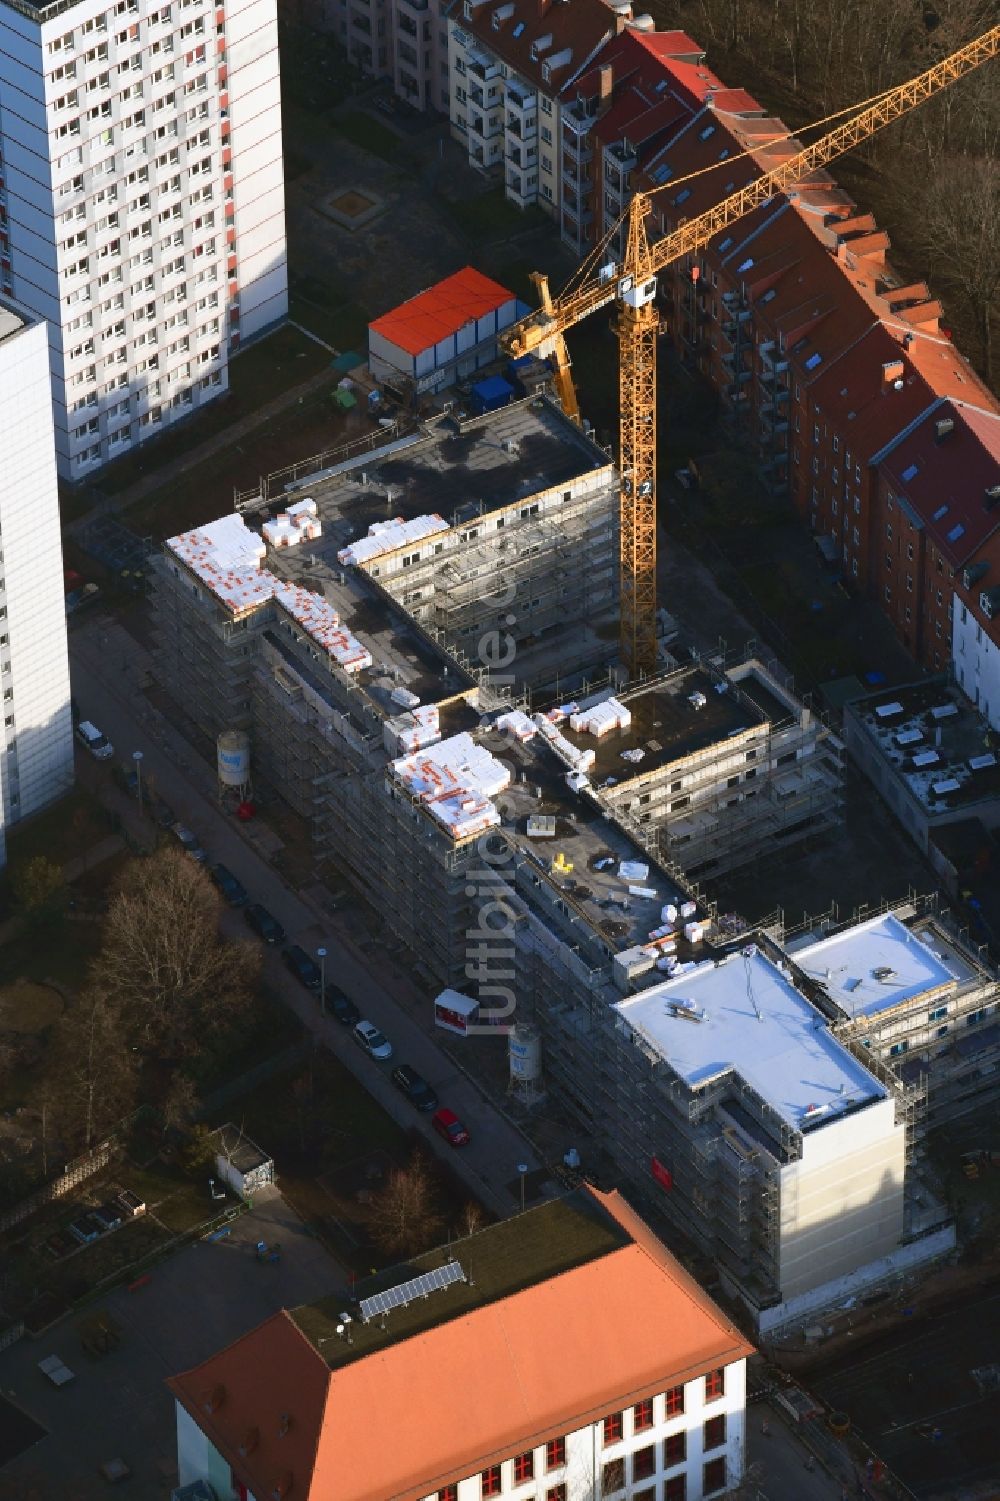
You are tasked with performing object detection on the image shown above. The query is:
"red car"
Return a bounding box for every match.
[432,1107,470,1148]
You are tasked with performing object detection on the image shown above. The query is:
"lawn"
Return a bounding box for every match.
[95,325,334,498]
[289,272,370,355]
[4,788,108,875]
[331,110,409,164]
[440,185,549,244]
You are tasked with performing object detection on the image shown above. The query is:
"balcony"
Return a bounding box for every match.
[468,113,502,143]
[562,158,592,191]
[562,138,593,167]
[506,80,536,111]
[606,139,637,169]
[505,144,536,170]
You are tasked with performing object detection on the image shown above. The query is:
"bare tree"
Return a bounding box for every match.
[52,989,138,1150]
[91,848,259,1056]
[458,1200,487,1238]
[907,155,1000,383]
[368,1153,444,1257]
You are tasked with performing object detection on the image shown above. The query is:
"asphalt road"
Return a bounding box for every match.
[69,615,543,1217]
[809,1287,1000,1497]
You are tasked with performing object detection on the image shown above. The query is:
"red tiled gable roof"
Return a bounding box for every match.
[808,323,938,457]
[466,0,615,95]
[877,401,1000,566]
[630,29,705,61]
[369,267,514,358]
[708,87,763,114]
[167,1188,753,1501]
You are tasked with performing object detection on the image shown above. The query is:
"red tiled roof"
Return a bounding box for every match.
[710,88,763,114]
[630,29,705,60]
[807,323,936,460]
[167,1187,753,1501]
[369,267,514,358]
[878,401,1000,566]
[466,0,615,96]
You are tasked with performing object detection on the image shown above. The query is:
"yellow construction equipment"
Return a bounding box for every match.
[505,25,1000,679]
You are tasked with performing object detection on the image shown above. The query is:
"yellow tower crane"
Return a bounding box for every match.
[504,25,1000,679]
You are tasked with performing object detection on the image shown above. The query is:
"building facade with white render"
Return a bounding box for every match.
[0,296,74,862]
[0,0,287,478]
[169,1188,753,1501]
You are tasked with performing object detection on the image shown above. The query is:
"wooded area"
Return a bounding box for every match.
[653,0,999,383]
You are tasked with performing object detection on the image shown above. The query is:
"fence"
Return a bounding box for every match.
[0,1106,151,1236]
[0,1141,117,1235]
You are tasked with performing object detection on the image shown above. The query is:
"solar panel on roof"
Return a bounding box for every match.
[359,1259,467,1323]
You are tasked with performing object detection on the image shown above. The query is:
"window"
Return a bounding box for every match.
[665,1431,686,1465]
[633,1444,656,1481]
[513,1452,534,1484]
[664,1386,684,1417]
[633,1398,654,1433]
[481,1466,502,1498]
[438,1486,458,1499]
[705,1369,725,1401]
[602,1459,625,1495]
[603,1412,623,1445]
[704,1457,727,1495]
[545,1438,566,1471]
[704,1414,726,1450]
[929,1006,948,1023]
[665,1479,686,1501]
[546,1489,566,1501]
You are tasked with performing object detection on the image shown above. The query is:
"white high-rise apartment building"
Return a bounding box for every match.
[0,0,287,479]
[0,295,74,862]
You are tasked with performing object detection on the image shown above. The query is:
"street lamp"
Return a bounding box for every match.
[132,749,144,808]
[317,947,327,1015]
[517,1162,528,1213]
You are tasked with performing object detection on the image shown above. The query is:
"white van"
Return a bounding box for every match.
[75,720,114,760]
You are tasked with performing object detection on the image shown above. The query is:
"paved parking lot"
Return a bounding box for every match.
[0,1191,343,1501]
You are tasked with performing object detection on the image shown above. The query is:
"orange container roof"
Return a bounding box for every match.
[369,266,515,358]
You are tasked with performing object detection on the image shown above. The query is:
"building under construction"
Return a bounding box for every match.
[148,396,974,1331]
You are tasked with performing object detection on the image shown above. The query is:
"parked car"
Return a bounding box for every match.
[172,824,207,862]
[432,1107,470,1148]
[245,904,285,945]
[282,944,321,989]
[112,762,149,802]
[210,863,248,907]
[353,1019,393,1061]
[75,720,113,760]
[150,794,176,830]
[391,1064,438,1112]
[326,987,360,1026]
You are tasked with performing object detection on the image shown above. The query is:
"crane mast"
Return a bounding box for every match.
[504,23,999,679]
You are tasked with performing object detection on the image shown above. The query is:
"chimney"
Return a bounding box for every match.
[537,0,551,16]
[881,359,905,392]
[934,417,955,444]
[598,62,613,104]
